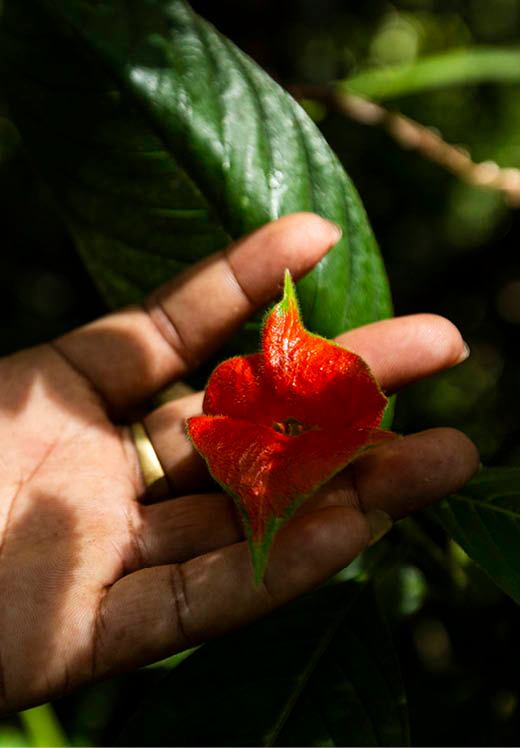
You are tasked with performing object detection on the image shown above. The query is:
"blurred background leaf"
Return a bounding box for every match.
[19,705,67,748]
[428,468,520,603]
[0,704,66,748]
[342,47,520,101]
[275,584,409,747]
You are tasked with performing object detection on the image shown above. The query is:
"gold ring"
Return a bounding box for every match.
[130,421,169,500]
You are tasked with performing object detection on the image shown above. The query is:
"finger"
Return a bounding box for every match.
[93,505,370,678]
[135,427,478,568]
[143,314,469,496]
[140,493,240,564]
[352,427,480,518]
[142,391,211,497]
[337,313,467,393]
[52,214,341,412]
[299,427,480,519]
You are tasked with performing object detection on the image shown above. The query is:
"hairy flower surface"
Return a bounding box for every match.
[188,271,394,582]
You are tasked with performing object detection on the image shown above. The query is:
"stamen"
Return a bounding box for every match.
[272,417,307,436]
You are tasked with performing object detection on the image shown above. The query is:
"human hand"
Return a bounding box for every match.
[0,213,478,714]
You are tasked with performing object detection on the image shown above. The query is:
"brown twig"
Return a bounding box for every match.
[289,84,520,208]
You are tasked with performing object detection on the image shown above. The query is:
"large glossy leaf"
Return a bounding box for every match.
[117,574,409,747]
[0,0,391,339]
[428,468,520,604]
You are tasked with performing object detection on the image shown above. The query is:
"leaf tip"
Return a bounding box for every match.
[247,516,283,586]
[248,539,270,587]
[253,560,268,588]
[280,269,299,314]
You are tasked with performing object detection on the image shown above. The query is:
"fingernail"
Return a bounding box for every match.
[457,341,470,364]
[366,509,393,547]
[326,220,343,244]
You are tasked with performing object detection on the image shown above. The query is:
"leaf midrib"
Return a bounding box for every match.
[451,493,520,520]
[263,587,360,746]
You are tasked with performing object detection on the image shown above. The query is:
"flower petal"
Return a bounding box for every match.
[203,353,280,425]
[187,415,286,540]
[262,272,388,430]
[187,413,395,546]
[263,426,396,509]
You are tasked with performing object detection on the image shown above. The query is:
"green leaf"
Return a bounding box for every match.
[117,577,408,747]
[0,725,27,747]
[275,585,409,747]
[427,467,520,604]
[18,704,67,748]
[342,46,520,102]
[0,0,391,340]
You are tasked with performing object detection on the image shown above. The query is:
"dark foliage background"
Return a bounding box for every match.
[1,0,520,745]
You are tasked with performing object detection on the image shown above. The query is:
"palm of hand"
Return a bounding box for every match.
[0,345,142,709]
[0,215,478,714]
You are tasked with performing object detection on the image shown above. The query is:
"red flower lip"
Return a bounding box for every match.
[187,271,395,583]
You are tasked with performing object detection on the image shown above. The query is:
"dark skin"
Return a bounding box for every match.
[0,213,479,714]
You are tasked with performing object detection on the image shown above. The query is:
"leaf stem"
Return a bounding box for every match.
[289,80,520,207]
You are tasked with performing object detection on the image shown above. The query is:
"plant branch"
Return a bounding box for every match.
[289,84,520,207]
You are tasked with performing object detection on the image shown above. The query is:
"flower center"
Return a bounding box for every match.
[272,417,313,437]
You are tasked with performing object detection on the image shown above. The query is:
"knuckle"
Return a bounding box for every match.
[168,564,194,651]
[145,300,193,370]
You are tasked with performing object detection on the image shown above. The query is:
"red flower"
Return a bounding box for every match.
[188,271,395,582]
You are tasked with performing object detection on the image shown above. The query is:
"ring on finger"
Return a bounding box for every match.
[130,420,170,501]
